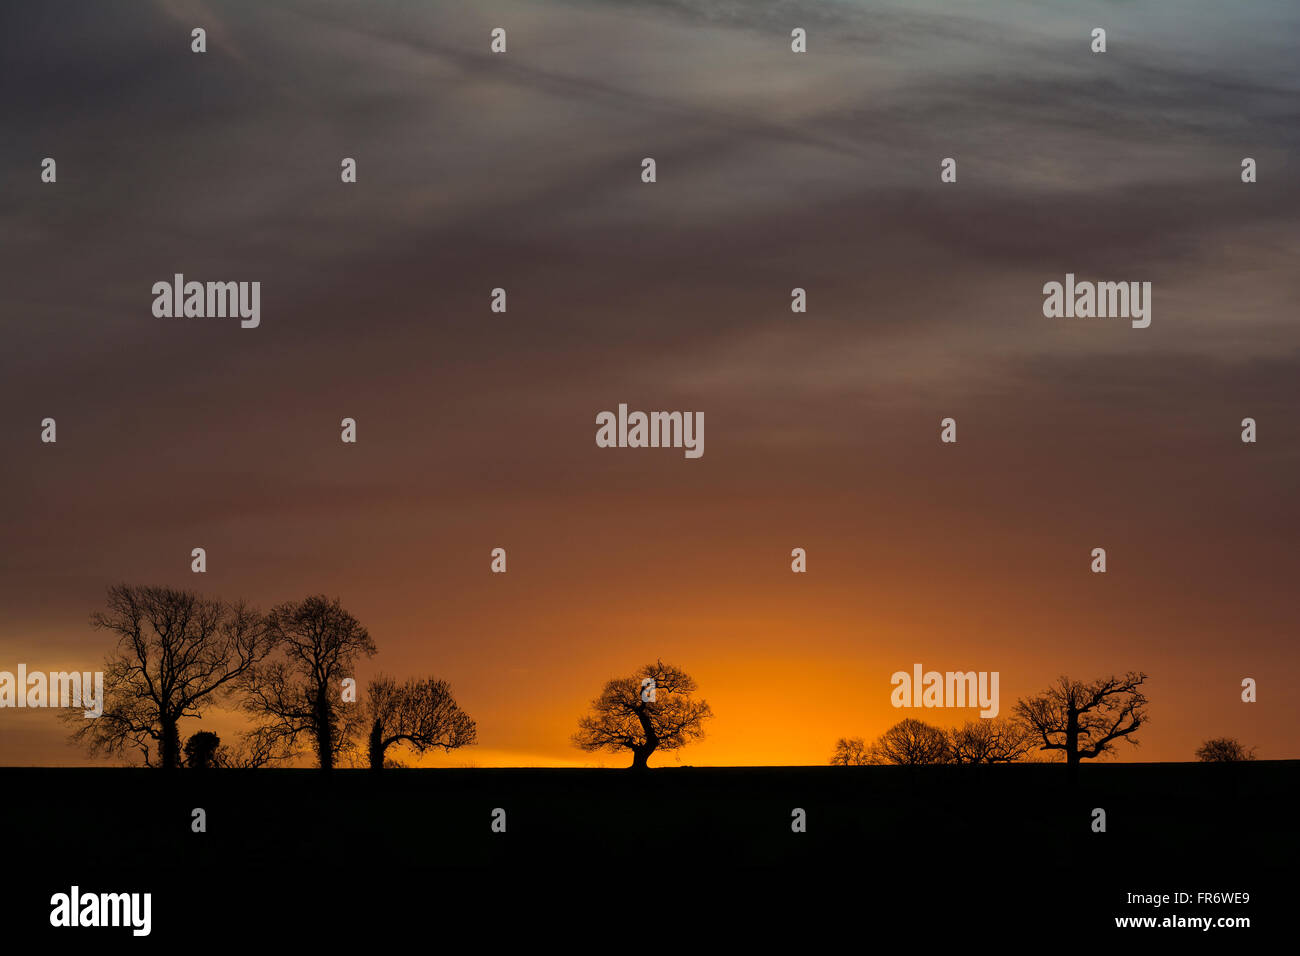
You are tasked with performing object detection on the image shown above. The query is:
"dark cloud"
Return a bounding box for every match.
[1,0,1296,765]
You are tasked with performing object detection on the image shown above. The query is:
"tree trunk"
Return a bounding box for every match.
[314,688,334,771]
[1065,706,1080,787]
[368,722,384,771]
[160,716,181,769]
[630,702,658,770]
[630,745,653,770]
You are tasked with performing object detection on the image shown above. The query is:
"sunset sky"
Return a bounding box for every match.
[2,0,1297,767]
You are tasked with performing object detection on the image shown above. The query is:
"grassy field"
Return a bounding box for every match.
[5,761,1291,939]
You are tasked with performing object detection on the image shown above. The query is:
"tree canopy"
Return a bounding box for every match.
[573,660,713,769]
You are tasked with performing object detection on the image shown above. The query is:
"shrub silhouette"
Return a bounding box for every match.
[184,731,221,769]
[1196,737,1255,762]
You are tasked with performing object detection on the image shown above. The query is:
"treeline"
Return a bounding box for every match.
[61,585,1255,772]
[832,717,1037,766]
[833,672,1149,777]
[62,584,475,770]
[832,674,1257,770]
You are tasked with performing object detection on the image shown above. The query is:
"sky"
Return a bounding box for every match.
[1,0,1297,767]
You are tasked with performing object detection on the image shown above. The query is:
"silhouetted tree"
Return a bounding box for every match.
[1196,737,1255,762]
[242,595,376,771]
[948,718,1034,764]
[871,719,951,765]
[831,737,873,766]
[572,660,713,770]
[1015,672,1149,782]
[184,731,220,769]
[365,674,477,771]
[63,585,273,769]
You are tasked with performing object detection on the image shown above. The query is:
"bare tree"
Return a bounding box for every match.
[63,585,274,769]
[1015,672,1149,781]
[241,595,376,770]
[572,660,713,770]
[365,674,477,771]
[212,727,286,769]
[948,718,1035,764]
[1196,737,1255,762]
[830,737,874,766]
[871,718,951,765]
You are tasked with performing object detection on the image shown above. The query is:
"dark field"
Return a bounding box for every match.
[5,761,1292,941]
